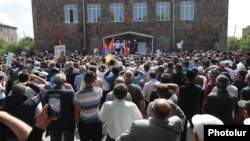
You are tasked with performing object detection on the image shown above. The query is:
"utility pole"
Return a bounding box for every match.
[233,24,237,37]
[172,0,175,49]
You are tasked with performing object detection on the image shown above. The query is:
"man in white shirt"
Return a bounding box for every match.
[143,70,160,103]
[237,57,246,71]
[99,83,143,141]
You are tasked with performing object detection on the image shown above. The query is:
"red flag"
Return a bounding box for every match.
[108,37,115,52]
[56,36,63,45]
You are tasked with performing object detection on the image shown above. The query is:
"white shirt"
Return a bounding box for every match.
[225,67,235,80]
[237,62,246,71]
[143,79,160,101]
[0,83,5,99]
[99,100,143,139]
[97,70,109,91]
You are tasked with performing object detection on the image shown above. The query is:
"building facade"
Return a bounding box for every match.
[0,23,17,42]
[32,0,229,53]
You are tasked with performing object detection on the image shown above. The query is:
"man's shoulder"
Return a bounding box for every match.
[133,119,150,126]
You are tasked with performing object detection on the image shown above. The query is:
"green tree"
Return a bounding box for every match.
[227,36,239,52]
[239,35,250,52]
[19,37,35,51]
[0,38,8,55]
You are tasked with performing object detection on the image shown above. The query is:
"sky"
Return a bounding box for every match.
[0,0,249,39]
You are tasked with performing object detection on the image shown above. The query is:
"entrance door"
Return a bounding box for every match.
[137,42,147,54]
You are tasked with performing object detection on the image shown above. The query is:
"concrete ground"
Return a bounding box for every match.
[44,122,194,141]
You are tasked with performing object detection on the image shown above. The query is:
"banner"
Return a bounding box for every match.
[177,40,184,49]
[6,52,14,66]
[54,45,66,59]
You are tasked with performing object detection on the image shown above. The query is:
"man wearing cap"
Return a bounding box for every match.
[43,74,76,141]
[116,99,182,141]
[203,75,237,124]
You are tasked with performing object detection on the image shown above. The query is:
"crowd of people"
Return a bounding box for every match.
[0,49,250,141]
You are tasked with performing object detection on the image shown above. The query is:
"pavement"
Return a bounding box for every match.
[43,122,194,141]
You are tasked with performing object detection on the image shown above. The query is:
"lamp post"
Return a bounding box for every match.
[172,0,175,49]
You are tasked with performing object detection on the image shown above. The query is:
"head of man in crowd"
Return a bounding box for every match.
[54,74,66,86]
[160,73,172,83]
[156,84,172,99]
[236,69,247,80]
[208,69,220,81]
[192,114,223,141]
[115,77,125,85]
[84,71,96,87]
[174,64,183,73]
[216,75,229,90]
[149,70,157,80]
[113,83,128,100]
[151,99,171,120]
[124,70,134,84]
[18,71,30,83]
[98,64,106,72]
[186,70,196,83]
[112,66,120,76]
[79,65,86,74]
[11,83,26,95]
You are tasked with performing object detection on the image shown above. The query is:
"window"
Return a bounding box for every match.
[180,1,194,20]
[110,3,124,22]
[156,2,170,21]
[87,4,101,23]
[133,3,147,21]
[64,4,78,23]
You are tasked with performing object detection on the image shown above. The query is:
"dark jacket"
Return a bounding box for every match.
[177,83,201,120]
[0,94,41,140]
[104,70,118,91]
[203,89,237,124]
[43,86,76,131]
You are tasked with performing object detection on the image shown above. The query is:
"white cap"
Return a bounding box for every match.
[192,114,223,141]
[244,118,250,125]
[39,71,48,77]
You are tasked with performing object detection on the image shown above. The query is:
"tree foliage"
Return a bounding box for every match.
[227,26,250,52]
[227,37,239,52]
[0,37,34,55]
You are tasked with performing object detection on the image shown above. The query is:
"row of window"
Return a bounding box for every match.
[64,1,195,23]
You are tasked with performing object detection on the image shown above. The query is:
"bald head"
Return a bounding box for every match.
[152,99,171,119]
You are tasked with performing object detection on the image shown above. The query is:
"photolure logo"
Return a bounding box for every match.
[204,125,250,141]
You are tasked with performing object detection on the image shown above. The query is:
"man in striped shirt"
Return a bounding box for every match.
[74,71,103,141]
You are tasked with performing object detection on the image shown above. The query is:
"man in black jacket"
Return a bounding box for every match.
[203,75,237,124]
[0,83,41,140]
[43,74,76,141]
